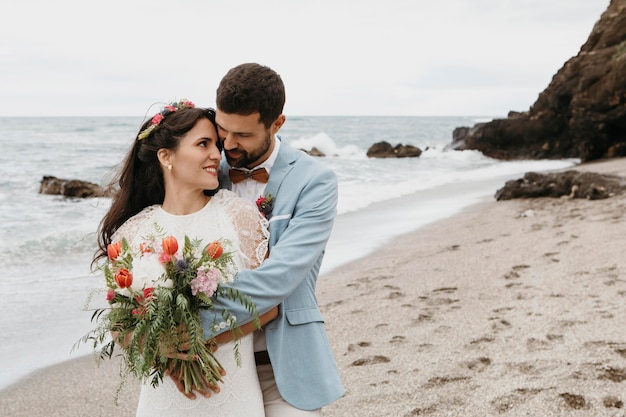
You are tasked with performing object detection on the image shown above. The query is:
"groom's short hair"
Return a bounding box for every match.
[216,63,285,128]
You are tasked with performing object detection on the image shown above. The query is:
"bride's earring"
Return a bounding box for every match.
[167,164,172,172]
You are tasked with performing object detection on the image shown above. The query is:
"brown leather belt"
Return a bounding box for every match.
[254,350,271,365]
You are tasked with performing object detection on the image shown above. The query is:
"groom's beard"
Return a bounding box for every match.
[225,131,272,169]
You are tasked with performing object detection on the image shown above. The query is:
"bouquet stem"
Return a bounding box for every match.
[168,353,224,394]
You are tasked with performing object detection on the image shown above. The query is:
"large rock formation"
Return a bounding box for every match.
[450,0,626,162]
[494,170,626,200]
[39,176,115,198]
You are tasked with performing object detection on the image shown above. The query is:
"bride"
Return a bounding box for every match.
[94,100,275,416]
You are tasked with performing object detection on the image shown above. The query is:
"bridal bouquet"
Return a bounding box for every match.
[77,228,258,399]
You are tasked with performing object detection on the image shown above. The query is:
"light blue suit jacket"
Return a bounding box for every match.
[201,139,344,411]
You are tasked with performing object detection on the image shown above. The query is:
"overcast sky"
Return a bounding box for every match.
[0,0,611,117]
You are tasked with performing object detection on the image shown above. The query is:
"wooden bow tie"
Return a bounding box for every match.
[228,167,269,184]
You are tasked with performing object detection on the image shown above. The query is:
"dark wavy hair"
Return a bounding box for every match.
[216,63,285,128]
[94,106,217,265]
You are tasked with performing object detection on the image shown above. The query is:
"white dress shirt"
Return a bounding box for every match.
[231,138,281,202]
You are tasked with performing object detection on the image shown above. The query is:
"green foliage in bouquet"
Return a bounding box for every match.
[75,228,259,403]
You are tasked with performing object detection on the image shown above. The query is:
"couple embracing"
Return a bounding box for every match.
[94,63,344,416]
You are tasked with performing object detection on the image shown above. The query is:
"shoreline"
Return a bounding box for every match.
[2,158,626,416]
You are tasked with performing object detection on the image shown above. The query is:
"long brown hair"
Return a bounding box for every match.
[94,106,217,265]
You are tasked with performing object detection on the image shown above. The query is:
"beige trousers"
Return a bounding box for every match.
[257,364,323,417]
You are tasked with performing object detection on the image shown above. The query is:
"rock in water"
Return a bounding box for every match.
[39,175,114,198]
[450,0,626,162]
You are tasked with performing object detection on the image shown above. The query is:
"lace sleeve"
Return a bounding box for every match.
[223,193,269,270]
[111,206,158,243]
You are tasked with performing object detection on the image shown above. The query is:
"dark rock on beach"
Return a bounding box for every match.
[39,175,114,198]
[450,0,626,162]
[366,141,422,158]
[302,147,326,157]
[494,170,626,200]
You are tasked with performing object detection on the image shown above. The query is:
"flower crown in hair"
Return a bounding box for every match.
[137,99,195,140]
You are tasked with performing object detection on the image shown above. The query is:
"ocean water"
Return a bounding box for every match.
[0,115,577,390]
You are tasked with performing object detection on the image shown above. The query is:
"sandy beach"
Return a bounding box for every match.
[2,158,626,417]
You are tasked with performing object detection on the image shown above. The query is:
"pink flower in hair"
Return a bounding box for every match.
[151,113,165,125]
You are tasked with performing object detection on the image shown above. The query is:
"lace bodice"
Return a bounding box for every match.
[113,189,268,270]
[112,190,269,417]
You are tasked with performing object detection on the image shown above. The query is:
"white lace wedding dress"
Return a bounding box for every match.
[111,190,269,417]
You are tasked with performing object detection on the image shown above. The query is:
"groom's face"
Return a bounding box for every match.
[216,111,274,169]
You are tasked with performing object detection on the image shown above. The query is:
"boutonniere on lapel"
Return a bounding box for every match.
[256,194,274,219]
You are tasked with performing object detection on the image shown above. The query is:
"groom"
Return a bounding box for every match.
[203,63,344,416]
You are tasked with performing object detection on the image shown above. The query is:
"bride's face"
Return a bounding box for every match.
[166,118,222,193]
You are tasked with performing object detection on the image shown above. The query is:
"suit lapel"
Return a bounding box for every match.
[265,138,298,198]
[218,159,232,190]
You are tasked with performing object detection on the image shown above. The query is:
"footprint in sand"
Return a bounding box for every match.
[489,318,512,332]
[546,333,564,342]
[491,388,543,413]
[526,337,552,351]
[468,336,495,346]
[613,346,626,359]
[410,314,432,326]
[603,395,624,409]
[346,341,371,352]
[350,355,391,366]
[388,291,404,300]
[504,271,520,280]
[446,244,461,251]
[421,375,470,389]
[432,287,458,294]
[559,392,586,410]
[543,251,560,262]
[598,366,626,383]
[504,265,529,281]
[465,357,491,372]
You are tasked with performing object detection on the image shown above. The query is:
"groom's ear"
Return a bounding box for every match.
[271,114,286,134]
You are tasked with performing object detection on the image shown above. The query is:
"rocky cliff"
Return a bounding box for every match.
[450,0,626,162]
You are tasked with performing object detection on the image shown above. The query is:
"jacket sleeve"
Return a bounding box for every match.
[200,164,338,337]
